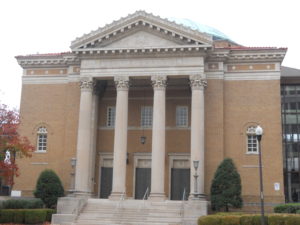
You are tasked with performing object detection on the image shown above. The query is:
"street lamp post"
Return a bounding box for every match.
[255,125,265,225]
[193,160,199,198]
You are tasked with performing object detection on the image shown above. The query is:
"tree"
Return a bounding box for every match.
[34,169,65,208]
[210,158,243,212]
[0,104,34,186]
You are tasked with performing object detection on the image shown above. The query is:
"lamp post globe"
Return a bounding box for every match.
[256,125,265,225]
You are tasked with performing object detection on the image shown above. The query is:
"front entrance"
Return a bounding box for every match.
[135,168,151,199]
[133,153,151,199]
[100,167,113,198]
[171,168,190,200]
[169,155,190,200]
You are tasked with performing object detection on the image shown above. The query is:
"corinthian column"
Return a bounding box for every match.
[109,76,129,200]
[149,75,167,201]
[75,78,95,196]
[189,74,207,198]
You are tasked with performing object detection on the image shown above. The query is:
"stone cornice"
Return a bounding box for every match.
[207,48,287,63]
[75,45,210,56]
[71,11,213,50]
[15,53,80,68]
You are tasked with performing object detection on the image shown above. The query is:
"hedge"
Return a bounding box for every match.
[0,209,55,224]
[1,199,44,209]
[274,203,300,214]
[198,214,300,225]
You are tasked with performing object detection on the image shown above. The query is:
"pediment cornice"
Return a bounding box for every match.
[70,11,213,51]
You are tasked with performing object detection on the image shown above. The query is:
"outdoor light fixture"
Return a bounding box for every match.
[140,136,146,145]
[193,160,199,198]
[255,125,265,225]
[70,158,76,168]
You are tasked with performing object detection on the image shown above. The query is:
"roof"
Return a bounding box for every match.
[168,18,231,41]
[281,66,300,77]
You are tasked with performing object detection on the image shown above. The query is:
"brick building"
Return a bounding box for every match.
[14,11,290,224]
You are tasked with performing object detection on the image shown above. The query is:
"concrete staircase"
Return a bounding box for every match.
[75,198,184,225]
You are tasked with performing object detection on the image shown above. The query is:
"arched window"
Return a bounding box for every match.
[246,126,258,154]
[37,126,47,152]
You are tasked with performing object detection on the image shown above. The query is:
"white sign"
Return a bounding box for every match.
[274,182,280,191]
[11,190,22,197]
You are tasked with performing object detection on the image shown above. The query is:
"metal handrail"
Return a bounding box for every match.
[143,187,149,200]
[180,188,186,217]
[115,191,125,211]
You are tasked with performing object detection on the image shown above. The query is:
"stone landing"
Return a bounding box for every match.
[52,197,207,225]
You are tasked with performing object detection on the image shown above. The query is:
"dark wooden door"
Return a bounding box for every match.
[100,167,113,198]
[135,168,151,199]
[171,168,190,200]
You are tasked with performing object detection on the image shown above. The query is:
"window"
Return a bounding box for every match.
[246,126,258,153]
[37,127,47,152]
[141,106,153,127]
[176,106,188,127]
[107,107,116,127]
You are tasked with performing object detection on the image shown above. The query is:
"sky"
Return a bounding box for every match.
[0,0,299,109]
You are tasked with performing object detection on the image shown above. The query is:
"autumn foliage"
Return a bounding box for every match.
[0,104,34,185]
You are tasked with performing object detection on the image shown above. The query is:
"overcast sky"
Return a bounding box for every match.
[0,0,299,109]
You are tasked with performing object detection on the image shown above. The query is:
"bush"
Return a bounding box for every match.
[286,216,300,225]
[0,209,55,224]
[274,203,300,214]
[210,158,243,211]
[1,198,44,209]
[198,215,221,225]
[34,169,65,208]
[24,209,47,224]
[268,214,286,225]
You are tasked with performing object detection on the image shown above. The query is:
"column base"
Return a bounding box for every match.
[148,192,166,201]
[189,193,206,201]
[74,191,92,198]
[109,192,126,200]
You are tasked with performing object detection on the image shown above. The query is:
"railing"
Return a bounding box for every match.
[180,188,186,217]
[115,191,126,211]
[139,187,149,211]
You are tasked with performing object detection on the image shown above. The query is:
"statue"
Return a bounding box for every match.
[4,150,11,165]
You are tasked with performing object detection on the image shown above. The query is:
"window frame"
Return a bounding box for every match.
[246,126,259,154]
[106,106,116,128]
[36,126,47,153]
[141,106,153,128]
[176,106,188,128]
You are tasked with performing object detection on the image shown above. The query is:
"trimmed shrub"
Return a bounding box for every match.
[220,215,240,225]
[286,216,300,225]
[240,215,253,225]
[45,208,55,222]
[13,209,25,223]
[34,169,65,208]
[0,209,14,223]
[274,203,300,213]
[0,209,55,224]
[24,209,47,224]
[1,198,44,209]
[198,215,221,225]
[268,214,286,225]
[210,158,243,211]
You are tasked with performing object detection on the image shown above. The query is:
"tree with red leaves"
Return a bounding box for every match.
[0,104,34,187]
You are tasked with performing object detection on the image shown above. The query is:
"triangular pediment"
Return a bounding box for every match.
[71,11,213,51]
[98,30,181,48]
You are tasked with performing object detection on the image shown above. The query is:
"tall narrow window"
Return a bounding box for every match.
[141,106,153,127]
[37,127,47,152]
[107,107,116,127]
[176,106,188,127]
[246,126,258,153]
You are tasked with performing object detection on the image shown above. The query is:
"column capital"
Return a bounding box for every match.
[114,76,129,91]
[189,75,207,90]
[151,75,167,90]
[80,79,95,91]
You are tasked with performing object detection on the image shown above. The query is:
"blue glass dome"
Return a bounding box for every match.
[168,18,231,41]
